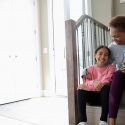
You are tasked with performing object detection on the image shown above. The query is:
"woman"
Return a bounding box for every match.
[108,15,125,125]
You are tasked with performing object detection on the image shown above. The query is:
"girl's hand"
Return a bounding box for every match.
[84,73,92,79]
[77,84,88,91]
[93,80,104,91]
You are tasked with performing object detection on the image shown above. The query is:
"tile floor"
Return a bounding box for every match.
[1,97,125,125]
[0,97,69,125]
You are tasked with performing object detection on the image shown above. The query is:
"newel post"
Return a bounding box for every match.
[65,20,79,125]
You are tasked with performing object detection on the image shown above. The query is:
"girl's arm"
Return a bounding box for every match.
[79,66,96,91]
[78,66,94,90]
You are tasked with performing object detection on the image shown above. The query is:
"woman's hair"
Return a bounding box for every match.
[95,45,111,57]
[109,16,125,32]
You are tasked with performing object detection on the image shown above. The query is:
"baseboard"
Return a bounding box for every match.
[40,90,56,97]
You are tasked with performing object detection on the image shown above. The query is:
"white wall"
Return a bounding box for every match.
[38,0,52,94]
[91,0,112,26]
[113,0,125,16]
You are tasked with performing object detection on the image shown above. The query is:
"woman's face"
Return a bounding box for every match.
[110,27,125,44]
[95,48,109,67]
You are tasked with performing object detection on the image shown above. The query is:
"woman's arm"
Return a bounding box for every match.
[100,64,116,85]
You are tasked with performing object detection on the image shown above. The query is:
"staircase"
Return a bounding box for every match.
[65,14,125,125]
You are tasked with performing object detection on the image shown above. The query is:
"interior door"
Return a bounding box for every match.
[0,0,16,104]
[11,0,40,100]
[0,54,15,104]
[0,0,40,104]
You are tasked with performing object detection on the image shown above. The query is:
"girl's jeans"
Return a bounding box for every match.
[77,85,110,122]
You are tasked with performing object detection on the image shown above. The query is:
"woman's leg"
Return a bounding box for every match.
[77,89,87,122]
[100,85,110,122]
[109,71,125,124]
[108,118,116,125]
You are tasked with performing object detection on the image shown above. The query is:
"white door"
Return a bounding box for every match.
[11,0,40,100]
[0,0,40,104]
[0,0,15,104]
[0,54,15,103]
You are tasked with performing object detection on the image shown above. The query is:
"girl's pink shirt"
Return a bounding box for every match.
[84,64,116,91]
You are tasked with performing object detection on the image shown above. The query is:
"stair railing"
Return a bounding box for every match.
[65,14,111,125]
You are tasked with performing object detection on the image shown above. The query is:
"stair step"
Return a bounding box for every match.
[86,105,125,125]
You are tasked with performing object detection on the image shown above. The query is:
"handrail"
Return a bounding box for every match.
[76,14,109,30]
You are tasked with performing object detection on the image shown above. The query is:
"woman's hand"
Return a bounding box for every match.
[121,62,125,73]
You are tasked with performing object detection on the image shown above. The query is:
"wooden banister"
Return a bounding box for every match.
[65,20,78,125]
[76,14,109,30]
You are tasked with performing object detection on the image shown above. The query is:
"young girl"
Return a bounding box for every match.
[77,45,116,125]
[108,16,125,125]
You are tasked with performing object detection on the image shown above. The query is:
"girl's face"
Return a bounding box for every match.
[95,48,109,67]
[110,27,125,44]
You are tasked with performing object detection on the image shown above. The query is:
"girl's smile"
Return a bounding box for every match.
[95,48,109,67]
